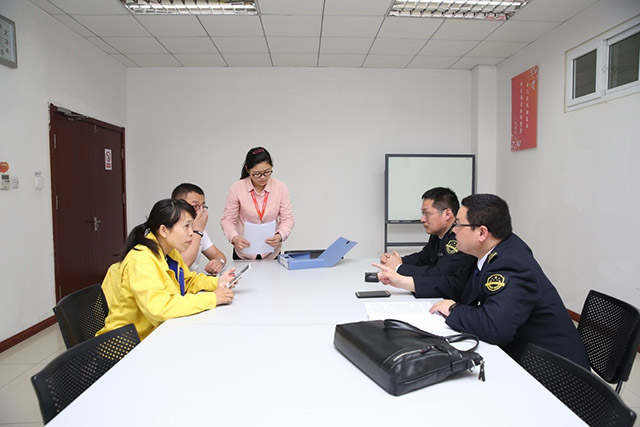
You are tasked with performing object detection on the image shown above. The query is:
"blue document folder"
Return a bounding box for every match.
[278,237,357,270]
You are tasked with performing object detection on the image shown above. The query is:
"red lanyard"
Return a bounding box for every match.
[250,190,269,222]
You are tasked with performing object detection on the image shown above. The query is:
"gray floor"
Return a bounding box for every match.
[2,325,640,426]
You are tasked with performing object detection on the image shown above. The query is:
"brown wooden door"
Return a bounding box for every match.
[49,104,127,300]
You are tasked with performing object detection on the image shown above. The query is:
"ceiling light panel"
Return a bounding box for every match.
[389,1,529,20]
[121,0,257,15]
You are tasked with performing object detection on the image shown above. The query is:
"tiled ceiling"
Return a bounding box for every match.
[29,0,599,69]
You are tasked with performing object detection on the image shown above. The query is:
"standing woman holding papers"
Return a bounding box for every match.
[221,147,295,260]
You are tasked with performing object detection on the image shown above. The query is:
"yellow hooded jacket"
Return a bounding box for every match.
[97,233,219,340]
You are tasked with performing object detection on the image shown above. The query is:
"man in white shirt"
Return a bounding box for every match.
[172,183,227,274]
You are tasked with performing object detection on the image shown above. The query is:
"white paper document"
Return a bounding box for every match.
[243,220,276,255]
[364,301,453,334]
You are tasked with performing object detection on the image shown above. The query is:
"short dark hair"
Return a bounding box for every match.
[461,194,512,239]
[171,183,204,200]
[241,147,273,179]
[422,187,460,214]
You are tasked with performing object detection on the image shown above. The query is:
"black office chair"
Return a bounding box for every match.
[53,283,109,349]
[31,324,140,424]
[520,343,636,427]
[578,290,640,393]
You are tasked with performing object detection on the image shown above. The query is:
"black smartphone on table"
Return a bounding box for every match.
[355,290,390,298]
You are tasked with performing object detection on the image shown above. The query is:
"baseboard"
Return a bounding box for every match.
[0,316,57,354]
[568,309,580,323]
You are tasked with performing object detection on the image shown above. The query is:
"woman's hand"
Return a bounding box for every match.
[214,285,234,306]
[218,268,237,288]
[265,233,282,247]
[231,235,251,251]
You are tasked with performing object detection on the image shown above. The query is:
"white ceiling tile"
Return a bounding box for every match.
[486,21,560,43]
[511,0,599,22]
[136,15,208,37]
[369,38,425,55]
[318,54,366,67]
[320,37,373,54]
[271,54,318,67]
[418,40,478,56]
[199,16,264,37]
[29,0,65,14]
[102,37,168,54]
[261,15,321,37]
[73,15,150,37]
[322,16,384,37]
[48,0,129,14]
[158,37,218,54]
[268,37,319,53]
[213,37,269,53]
[450,56,504,70]
[126,54,181,67]
[174,53,227,67]
[408,56,459,69]
[363,55,412,68]
[223,53,273,66]
[258,0,324,15]
[324,0,392,16]
[467,41,529,58]
[432,19,502,41]
[377,17,443,39]
[110,53,137,67]
[86,37,118,54]
[53,15,94,37]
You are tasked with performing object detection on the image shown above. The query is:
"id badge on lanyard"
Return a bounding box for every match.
[250,190,269,223]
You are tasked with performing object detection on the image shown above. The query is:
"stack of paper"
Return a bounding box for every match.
[364,301,453,335]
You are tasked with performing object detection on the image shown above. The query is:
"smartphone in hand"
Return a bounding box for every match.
[227,264,251,287]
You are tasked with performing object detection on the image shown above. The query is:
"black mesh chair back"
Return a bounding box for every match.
[31,324,140,424]
[520,343,636,427]
[578,290,640,393]
[53,283,109,349]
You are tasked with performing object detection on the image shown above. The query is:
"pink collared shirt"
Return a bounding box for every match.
[220,177,295,260]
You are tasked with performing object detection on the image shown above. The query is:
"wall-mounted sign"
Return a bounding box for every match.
[105,149,112,170]
[511,65,538,152]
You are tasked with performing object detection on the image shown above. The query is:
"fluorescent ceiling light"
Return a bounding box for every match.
[389,1,529,20]
[120,0,257,15]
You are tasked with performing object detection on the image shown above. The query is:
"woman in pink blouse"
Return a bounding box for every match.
[220,147,295,260]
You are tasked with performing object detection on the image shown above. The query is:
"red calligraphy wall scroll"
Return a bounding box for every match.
[511,65,538,151]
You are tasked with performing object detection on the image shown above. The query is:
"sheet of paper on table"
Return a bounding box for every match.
[364,301,453,335]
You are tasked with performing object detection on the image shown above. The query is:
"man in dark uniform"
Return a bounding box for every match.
[373,194,589,369]
[379,187,475,280]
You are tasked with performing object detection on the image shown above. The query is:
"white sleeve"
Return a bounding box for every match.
[199,231,214,252]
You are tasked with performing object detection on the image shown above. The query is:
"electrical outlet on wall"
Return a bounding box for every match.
[10,176,19,189]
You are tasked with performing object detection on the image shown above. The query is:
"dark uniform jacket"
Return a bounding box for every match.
[414,233,589,369]
[398,227,476,278]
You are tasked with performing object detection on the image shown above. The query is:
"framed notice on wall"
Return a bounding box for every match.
[511,65,538,151]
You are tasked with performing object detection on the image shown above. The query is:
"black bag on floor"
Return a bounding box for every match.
[334,319,485,396]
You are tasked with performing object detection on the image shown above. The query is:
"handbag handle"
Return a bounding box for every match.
[383,319,480,352]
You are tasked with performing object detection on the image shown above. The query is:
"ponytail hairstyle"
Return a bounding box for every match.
[119,199,196,261]
[240,147,273,179]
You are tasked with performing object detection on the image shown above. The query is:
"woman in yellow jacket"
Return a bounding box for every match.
[98,198,236,340]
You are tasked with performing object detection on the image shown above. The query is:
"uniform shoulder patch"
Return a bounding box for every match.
[487,251,498,263]
[445,239,459,254]
[484,273,507,293]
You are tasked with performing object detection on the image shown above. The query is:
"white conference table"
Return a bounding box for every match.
[47,259,586,426]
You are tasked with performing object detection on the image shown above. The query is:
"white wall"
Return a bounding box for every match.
[126,67,473,260]
[0,1,127,341]
[496,0,640,311]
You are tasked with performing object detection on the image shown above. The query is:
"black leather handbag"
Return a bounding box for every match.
[334,319,485,396]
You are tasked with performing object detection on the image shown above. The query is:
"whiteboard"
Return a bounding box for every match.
[385,155,475,222]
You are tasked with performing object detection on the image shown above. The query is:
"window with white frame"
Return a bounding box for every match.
[566,16,640,111]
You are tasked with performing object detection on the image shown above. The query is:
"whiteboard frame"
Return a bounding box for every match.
[384,154,476,223]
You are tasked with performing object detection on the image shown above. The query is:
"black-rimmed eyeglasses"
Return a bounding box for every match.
[452,219,479,228]
[250,169,273,178]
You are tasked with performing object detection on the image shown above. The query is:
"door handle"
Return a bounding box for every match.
[93,216,102,232]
